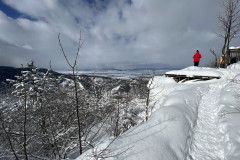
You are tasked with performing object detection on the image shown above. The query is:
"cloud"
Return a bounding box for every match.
[22,44,33,50]
[0,0,237,70]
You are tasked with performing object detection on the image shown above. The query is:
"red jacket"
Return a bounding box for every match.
[193,52,202,61]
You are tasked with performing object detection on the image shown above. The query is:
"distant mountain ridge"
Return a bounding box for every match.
[0,66,144,100]
[78,62,182,71]
[0,66,61,83]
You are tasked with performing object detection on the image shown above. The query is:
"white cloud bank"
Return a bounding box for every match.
[0,0,237,70]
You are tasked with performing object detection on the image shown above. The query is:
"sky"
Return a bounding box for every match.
[0,0,239,70]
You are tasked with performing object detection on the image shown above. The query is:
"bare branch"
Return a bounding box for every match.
[58,31,85,155]
[73,31,85,68]
[58,33,73,68]
[49,60,53,71]
[217,0,240,67]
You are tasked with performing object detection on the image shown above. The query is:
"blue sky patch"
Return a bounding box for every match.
[85,0,110,11]
[0,0,36,21]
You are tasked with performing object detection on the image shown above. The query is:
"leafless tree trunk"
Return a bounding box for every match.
[145,76,155,121]
[133,73,156,121]
[218,0,240,68]
[0,111,19,160]
[58,32,85,155]
[21,65,29,160]
[111,94,122,137]
[210,49,219,68]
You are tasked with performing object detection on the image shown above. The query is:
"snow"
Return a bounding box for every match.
[165,66,223,78]
[187,82,225,160]
[76,63,240,160]
[229,46,240,50]
[218,74,240,160]
[227,62,240,70]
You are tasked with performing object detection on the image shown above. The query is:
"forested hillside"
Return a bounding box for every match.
[0,64,151,159]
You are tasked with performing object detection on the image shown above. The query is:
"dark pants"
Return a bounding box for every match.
[220,63,224,68]
[194,61,199,66]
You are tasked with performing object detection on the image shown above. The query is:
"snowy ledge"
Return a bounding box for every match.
[165,66,222,82]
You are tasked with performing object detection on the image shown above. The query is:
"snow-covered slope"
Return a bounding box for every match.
[77,63,240,160]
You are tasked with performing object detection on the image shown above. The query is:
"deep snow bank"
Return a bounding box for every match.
[77,62,240,160]
[218,73,240,160]
[77,75,207,160]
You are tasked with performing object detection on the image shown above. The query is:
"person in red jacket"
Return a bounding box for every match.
[193,50,202,66]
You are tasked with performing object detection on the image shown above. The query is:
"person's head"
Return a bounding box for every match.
[196,50,199,52]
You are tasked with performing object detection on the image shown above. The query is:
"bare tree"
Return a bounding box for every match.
[0,106,19,160]
[58,32,85,155]
[218,0,240,68]
[22,65,29,160]
[5,63,41,160]
[132,74,156,121]
[210,48,219,68]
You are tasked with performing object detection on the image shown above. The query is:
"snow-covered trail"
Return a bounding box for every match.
[187,83,225,160]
